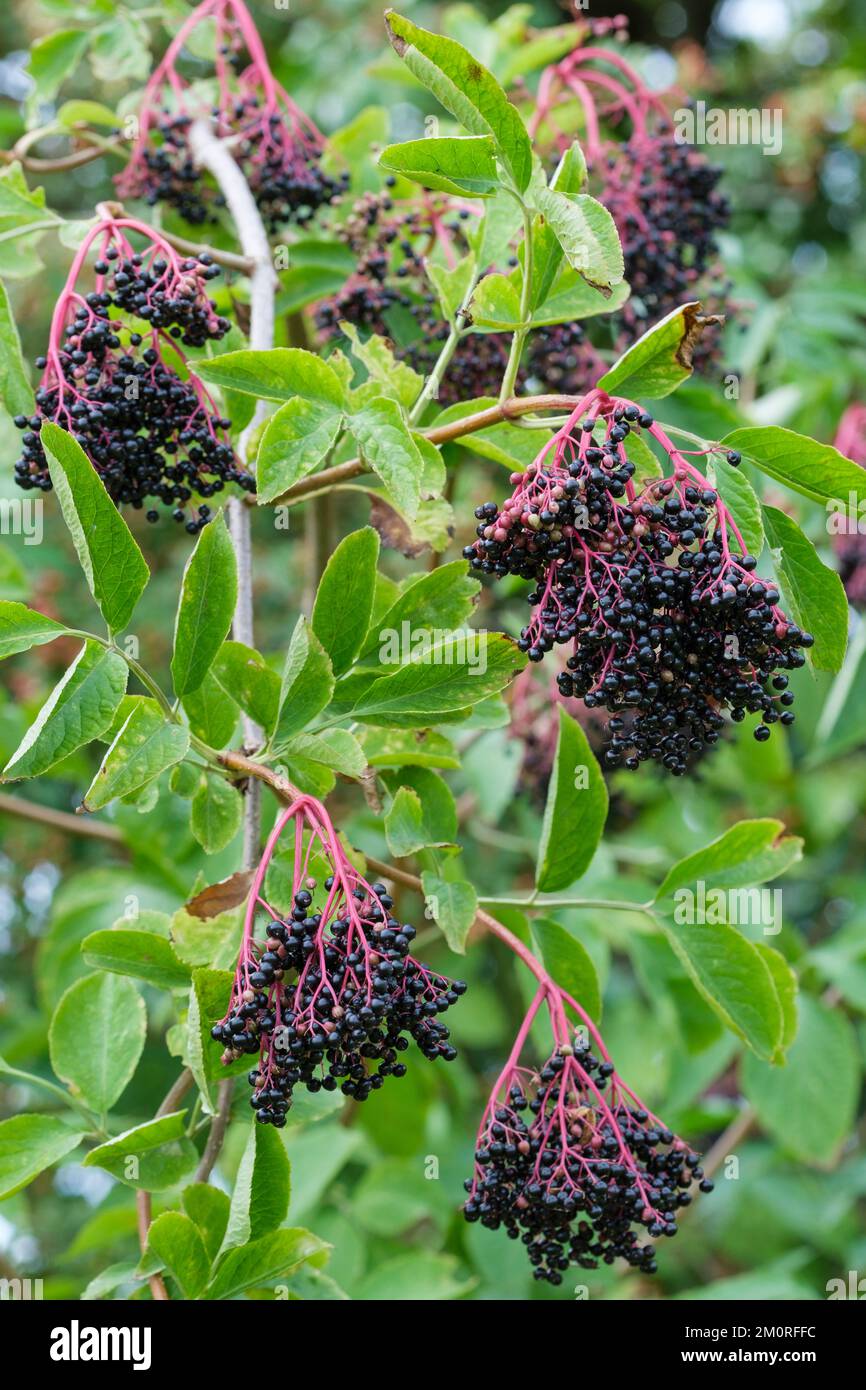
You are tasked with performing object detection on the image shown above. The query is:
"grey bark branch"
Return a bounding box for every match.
[188,119,278,869]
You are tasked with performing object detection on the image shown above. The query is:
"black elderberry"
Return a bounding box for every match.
[466,390,811,775]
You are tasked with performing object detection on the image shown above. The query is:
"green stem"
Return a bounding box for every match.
[498,195,534,404]
[656,421,712,450]
[0,1062,96,1125]
[67,629,223,769]
[478,894,654,914]
[408,269,481,425]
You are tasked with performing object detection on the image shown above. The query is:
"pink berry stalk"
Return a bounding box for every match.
[464,968,712,1283]
[211,795,466,1124]
[116,0,342,230]
[13,216,250,528]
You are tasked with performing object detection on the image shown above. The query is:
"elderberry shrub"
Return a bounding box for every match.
[465,1038,711,1283]
[211,881,466,1124]
[14,231,253,530]
[464,392,812,774]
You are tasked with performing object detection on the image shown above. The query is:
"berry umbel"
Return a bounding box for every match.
[464,982,712,1282]
[211,795,466,1124]
[13,217,251,530]
[528,26,730,390]
[116,0,345,231]
[464,387,811,774]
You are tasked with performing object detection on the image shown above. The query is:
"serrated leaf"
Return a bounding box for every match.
[384,11,532,193]
[0,600,65,660]
[280,728,366,779]
[255,397,343,504]
[81,698,189,810]
[27,28,89,108]
[742,996,858,1162]
[599,302,721,398]
[49,972,145,1112]
[0,279,34,415]
[207,1229,326,1300]
[532,188,623,293]
[0,1114,85,1199]
[171,512,238,698]
[536,707,607,892]
[348,396,424,519]
[81,928,191,990]
[221,1122,291,1255]
[471,272,523,330]
[41,422,149,634]
[360,728,458,769]
[182,1184,230,1263]
[84,1112,197,1192]
[311,527,379,676]
[379,135,499,196]
[762,504,848,673]
[191,775,243,854]
[272,617,335,750]
[722,425,866,507]
[182,669,238,748]
[211,640,280,736]
[531,917,602,1021]
[356,561,479,666]
[530,267,630,327]
[3,641,128,780]
[713,463,764,558]
[659,918,783,1060]
[340,323,423,411]
[347,631,524,727]
[420,870,477,953]
[146,1212,210,1299]
[195,347,346,407]
[654,819,803,901]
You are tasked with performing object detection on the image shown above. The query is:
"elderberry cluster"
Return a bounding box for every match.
[211,883,466,1124]
[14,247,252,530]
[603,137,730,331]
[465,403,812,774]
[124,109,347,233]
[465,1042,711,1283]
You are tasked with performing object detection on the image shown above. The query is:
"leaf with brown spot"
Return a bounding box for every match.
[599,302,725,400]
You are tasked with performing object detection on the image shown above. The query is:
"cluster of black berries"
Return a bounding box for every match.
[524,322,606,395]
[464,1041,711,1283]
[604,137,730,331]
[315,189,523,405]
[14,243,252,530]
[121,108,347,233]
[465,399,812,774]
[211,882,466,1125]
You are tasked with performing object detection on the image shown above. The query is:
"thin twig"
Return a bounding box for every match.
[257,394,580,508]
[0,791,123,843]
[194,1079,235,1182]
[701,1105,757,1179]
